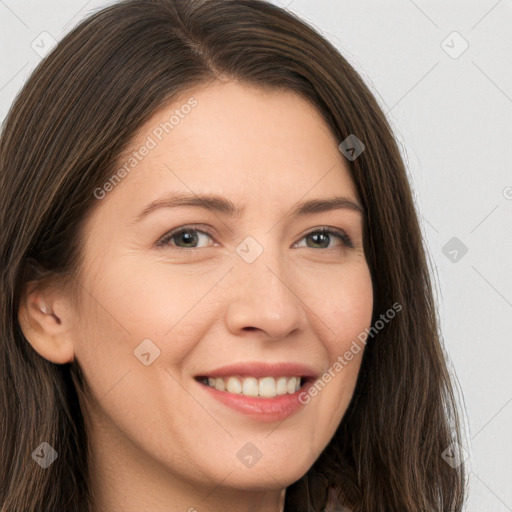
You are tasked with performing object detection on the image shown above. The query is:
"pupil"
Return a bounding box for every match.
[311,232,328,248]
[179,231,197,246]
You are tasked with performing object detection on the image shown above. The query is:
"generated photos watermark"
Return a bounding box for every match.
[94,97,198,200]
[298,301,402,404]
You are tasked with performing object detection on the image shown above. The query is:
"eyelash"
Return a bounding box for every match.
[156,224,354,251]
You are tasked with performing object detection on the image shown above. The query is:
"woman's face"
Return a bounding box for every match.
[67,81,373,504]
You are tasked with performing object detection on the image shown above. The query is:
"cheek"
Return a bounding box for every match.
[70,255,229,441]
[70,270,210,473]
[312,259,374,343]
[75,256,216,357]
[300,262,372,431]
[325,265,373,380]
[69,263,178,403]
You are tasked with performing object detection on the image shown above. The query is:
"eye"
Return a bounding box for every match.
[294,227,354,250]
[156,225,215,250]
[156,224,354,251]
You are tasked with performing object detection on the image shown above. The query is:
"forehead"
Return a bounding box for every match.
[93,80,359,223]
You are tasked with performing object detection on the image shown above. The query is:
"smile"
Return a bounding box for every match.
[197,376,304,398]
[193,362,318,421]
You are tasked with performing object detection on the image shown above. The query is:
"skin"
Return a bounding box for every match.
[19,80,373,512]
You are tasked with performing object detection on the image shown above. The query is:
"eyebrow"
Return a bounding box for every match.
[134,192,364,223]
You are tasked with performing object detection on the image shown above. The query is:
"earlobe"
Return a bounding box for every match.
[17,283,75,364]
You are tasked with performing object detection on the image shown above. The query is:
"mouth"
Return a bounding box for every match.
[195,375,309,398]
[192,362,317,421]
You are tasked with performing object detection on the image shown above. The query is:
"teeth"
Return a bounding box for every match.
[204,376,303,398]
[259,377,276,398]
[287,377,298,394]
[226,376,242,394]
[242,377,259,397]
[276,377,288,395]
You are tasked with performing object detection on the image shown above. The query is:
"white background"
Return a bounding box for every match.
[1,1,511,510]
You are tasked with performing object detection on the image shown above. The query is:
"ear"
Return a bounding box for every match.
[18,280,75,364]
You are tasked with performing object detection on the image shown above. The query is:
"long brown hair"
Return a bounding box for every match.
[0,1,467,510]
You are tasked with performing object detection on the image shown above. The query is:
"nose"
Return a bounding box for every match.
[223,244,308,340]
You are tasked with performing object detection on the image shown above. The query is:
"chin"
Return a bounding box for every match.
[225,454,316,491]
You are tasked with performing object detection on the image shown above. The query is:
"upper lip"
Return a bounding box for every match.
[195,362,319,379]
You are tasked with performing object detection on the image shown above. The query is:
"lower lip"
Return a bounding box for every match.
[197,380,312,422]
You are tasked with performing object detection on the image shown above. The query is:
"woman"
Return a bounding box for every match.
[0,1,467,510]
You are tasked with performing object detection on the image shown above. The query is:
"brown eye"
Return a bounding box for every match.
[157,226,215,250]
[296,227,354,250]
